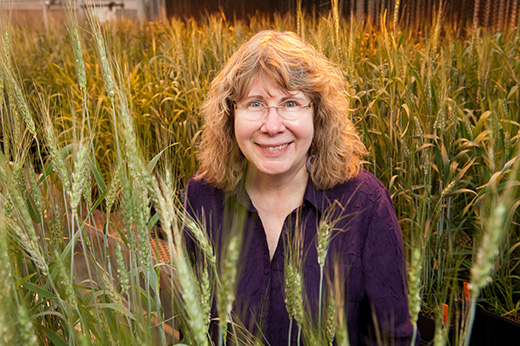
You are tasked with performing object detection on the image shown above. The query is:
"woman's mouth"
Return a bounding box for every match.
[264,143,289,151]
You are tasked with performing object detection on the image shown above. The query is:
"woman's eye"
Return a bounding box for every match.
[248,101,264,108]
[283,100,300,108]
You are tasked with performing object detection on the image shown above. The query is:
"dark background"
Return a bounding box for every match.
[164,0,519,30]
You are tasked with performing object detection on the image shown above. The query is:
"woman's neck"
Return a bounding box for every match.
[245,166,309,215]
[244,166,309,260]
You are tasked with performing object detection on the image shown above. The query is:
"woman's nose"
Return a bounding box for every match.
[261,107,285,135]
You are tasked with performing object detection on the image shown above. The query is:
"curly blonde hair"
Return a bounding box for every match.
[195,30,367,191]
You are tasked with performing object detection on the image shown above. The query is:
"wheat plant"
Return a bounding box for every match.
[0,3,518,346]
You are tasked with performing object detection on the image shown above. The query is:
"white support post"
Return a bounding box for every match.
[41,0,49,30]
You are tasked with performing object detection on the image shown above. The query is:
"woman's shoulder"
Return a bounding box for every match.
[186,176,221,195]
[326,169,389,201]
[314,169,395,224]
[185,176,224,211]
[350,169,386,188]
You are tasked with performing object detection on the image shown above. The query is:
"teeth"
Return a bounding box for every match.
[265,144,288,151]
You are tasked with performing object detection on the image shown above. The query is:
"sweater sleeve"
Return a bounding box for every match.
[361,186,419,345]
[183,177,200,259]
[183,177,217,260]
[183,177,223,261]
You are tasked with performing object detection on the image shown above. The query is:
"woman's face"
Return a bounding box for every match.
[234,75,314,182]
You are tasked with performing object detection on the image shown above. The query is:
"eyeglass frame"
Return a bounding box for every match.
[232,100,314,120]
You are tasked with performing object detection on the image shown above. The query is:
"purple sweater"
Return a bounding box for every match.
[185,170,418,345]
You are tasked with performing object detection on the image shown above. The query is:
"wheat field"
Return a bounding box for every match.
[0,2,518,345]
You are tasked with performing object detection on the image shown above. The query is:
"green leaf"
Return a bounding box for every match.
[91,158,106,192]
[96,303,133,317]
[147,142,178,173]
[147,212,160,232]
[90,178,110,211]
[22,282,57,300]
[15,272,37,287]
[37,163,54,185]
[39,325,69,346]
[475,111,492,134]
[26,194,41,224]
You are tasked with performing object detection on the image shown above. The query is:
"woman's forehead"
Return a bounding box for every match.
[243,73,302,98]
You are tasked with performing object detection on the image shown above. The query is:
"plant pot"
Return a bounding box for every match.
[417,313,455,345]
[418,306,520,345]
[469,306,520,346]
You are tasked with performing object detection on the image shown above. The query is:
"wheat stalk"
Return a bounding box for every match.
[174,248,209,346]
[393,0,401,35]
[463,151,519,345]
[316,218,332,329]
[331,259,349,346]
[185,216,216,269]
[0,156,49,276]
[217,233,241,345]
[0,207,14,345]
[284,216,305,345]
[15,296,37,346]
[115,242,130,296]
[70,144,89,213]
[325,296,336,346]
[296,0,304,40]
[284,262,304,345]
[408,246,423,346]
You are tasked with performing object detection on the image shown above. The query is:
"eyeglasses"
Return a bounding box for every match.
[234,100,313,121]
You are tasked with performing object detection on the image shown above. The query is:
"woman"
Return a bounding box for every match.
[185,30,418,345]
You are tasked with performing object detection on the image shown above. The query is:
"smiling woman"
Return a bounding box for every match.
[233,75,315,259]
[194,30,366,191]
[234,75,314,183]
[184,30,419,345]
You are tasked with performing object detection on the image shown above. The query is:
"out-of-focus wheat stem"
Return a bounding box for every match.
[317,218,332,328]
[463,150,519,345]
[284,231,304,346]
[296,0,304,40]
[408,247,423,346]
[325,297,336,346]
[174,248,209,346]
[393,0,401,36]
[0,206,13,345]
[70,144,89,213]
[218,233,240,345]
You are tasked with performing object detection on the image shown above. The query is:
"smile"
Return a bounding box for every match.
[263,143,289,151]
